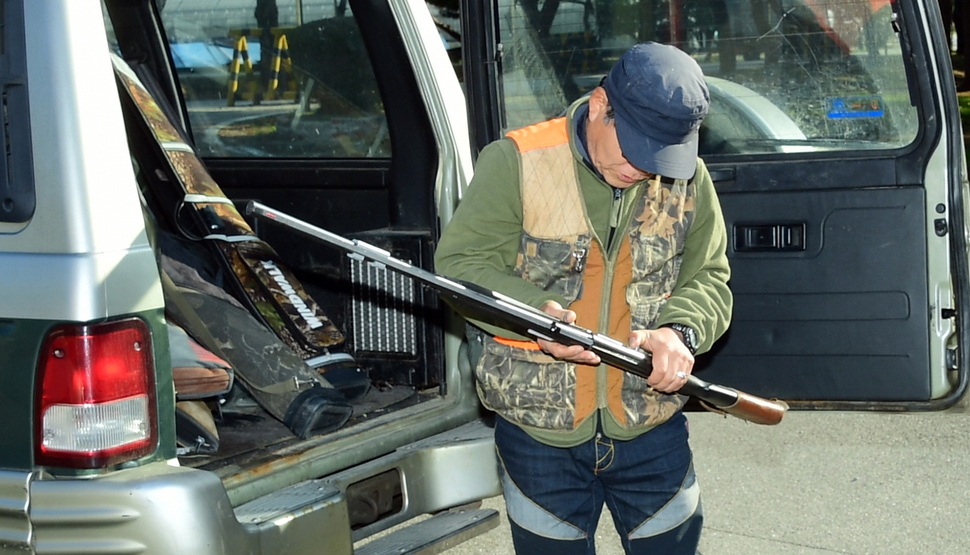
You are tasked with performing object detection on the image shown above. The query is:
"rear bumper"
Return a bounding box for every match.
[0,420,499,555]
[0,460,351,555]
[15,463,282,555]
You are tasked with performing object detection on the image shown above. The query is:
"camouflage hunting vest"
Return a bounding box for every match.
[474,117,696,433]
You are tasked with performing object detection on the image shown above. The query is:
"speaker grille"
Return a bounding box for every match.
[348,258,418,355]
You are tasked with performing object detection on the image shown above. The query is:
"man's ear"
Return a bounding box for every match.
[588,87,608,122]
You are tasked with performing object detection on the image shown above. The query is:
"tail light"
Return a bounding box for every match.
[35,318,157,468]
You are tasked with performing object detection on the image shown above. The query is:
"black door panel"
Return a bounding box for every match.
[701,187,930,401]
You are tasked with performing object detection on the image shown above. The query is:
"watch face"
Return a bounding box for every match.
[685,327,697,344]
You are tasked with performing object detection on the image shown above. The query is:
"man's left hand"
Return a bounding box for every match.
[628,327,694,393]
[536,301,602,365]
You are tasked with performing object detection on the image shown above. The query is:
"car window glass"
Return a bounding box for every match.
[428,1,464,83]
[496,0,918,156]
[156,0,390,159]
[0,0,33,224]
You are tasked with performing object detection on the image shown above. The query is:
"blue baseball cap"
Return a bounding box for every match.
[602,42,709,180]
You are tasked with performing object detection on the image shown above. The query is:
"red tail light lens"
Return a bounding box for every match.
[35,318,157,468]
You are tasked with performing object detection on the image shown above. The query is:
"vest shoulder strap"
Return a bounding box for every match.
[506,118,569,152]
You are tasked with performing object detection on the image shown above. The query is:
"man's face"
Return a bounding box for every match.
[586,87,653,189]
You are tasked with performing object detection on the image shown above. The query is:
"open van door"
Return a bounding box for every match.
[456,0,970,408]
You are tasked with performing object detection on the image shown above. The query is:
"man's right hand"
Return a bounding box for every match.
[536,301,602,365]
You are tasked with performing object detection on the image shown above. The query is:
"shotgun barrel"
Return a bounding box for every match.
[246,201,788,425]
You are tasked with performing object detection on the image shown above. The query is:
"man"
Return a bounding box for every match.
[435,42,732,554]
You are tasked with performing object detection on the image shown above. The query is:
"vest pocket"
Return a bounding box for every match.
[626,282,671,331]
[474,337,577,430]
[616,378,686,429]
[515,234,590,303]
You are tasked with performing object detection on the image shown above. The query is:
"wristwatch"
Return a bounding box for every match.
[662,323,698,355]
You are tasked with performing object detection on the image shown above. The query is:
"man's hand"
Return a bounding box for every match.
[628,327,694,393]
[536,301,601,365]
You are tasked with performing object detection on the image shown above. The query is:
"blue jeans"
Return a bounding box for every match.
[494,412,702,555]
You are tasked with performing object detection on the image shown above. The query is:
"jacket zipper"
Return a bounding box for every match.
[596,254,616,409]
[597,185,636,409]
[606,187,622,251]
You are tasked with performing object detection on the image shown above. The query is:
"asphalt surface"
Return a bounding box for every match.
[445,406,970,555]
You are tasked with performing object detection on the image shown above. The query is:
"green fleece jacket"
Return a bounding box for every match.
[435,99,733,444]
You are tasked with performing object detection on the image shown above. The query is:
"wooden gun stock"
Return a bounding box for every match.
[720,391,789,426]
[682,375,788,425]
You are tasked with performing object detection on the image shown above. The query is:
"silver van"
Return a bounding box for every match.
[0,0,966,553]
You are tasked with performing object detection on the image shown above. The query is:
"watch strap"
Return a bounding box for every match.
[661,323,698,355]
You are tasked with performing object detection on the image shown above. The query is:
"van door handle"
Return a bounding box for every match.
[708,168,735,182]
[734,223,806,252]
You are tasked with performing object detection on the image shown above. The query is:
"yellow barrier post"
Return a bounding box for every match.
[264,31,298,101]
[227,28,298,105]
[226,34,256,106]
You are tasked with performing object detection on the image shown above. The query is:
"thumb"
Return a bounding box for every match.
[540,300,576,324]
[628,330,654,351]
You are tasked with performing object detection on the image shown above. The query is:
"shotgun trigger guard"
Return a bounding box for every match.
[698,399,729,417]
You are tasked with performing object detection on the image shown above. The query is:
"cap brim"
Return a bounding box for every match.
[614,116,699,181]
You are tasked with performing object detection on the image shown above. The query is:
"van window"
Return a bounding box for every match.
[0,0,34,224]
[158,0,390,159]
[497,0,918,156]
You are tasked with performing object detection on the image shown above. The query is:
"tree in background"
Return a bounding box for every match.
[254,0,280,103]
[939,0,970,90]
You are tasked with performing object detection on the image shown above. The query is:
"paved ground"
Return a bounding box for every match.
[446,406,970,555]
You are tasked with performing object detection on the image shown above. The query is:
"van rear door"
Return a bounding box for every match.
[457,0,969,408]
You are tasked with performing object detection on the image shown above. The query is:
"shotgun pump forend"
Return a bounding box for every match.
[245,201,788,426]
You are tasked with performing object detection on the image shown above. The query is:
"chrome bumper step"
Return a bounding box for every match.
[355,507,499,555]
